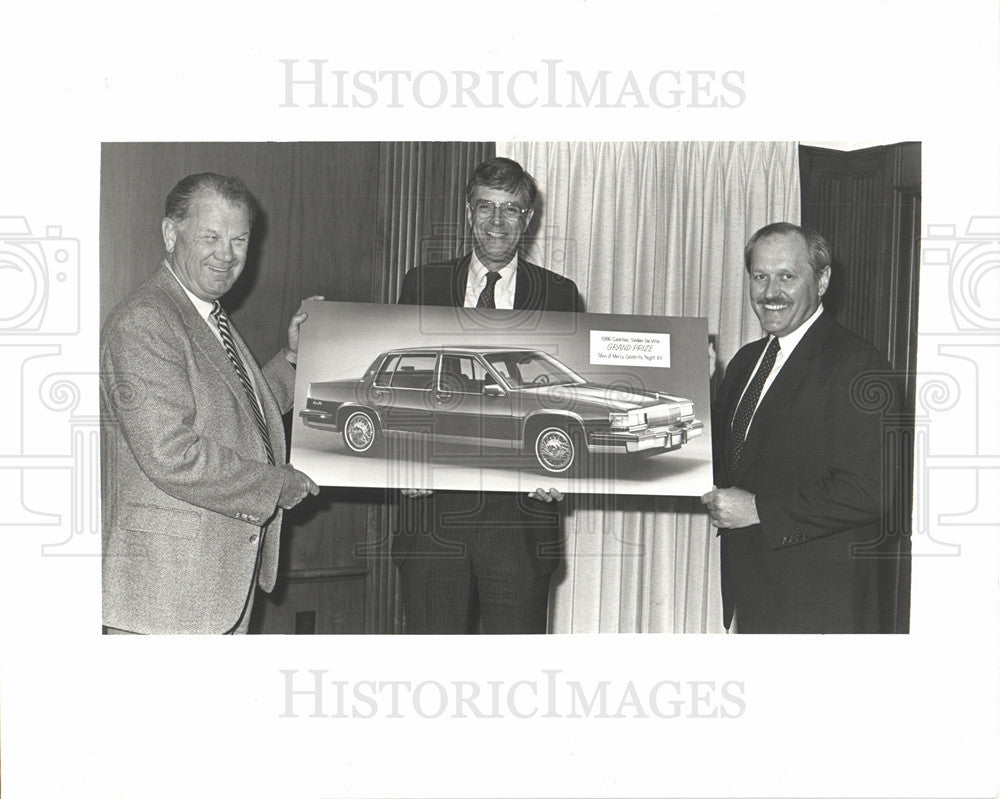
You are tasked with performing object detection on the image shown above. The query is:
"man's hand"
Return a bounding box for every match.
[278,464,320,509]
[285,295,325,364]
[528,487,564,503]
[701,487,759,528]
[401,488,433,498]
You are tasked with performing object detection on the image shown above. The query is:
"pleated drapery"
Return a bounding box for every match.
[498,141,801,633]
[377,141,496,304]
[371,141,496,632]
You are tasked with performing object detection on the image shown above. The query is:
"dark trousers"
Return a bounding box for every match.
[393,490,561,634]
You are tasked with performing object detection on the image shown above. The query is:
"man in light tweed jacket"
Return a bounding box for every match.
[101,173,319,634]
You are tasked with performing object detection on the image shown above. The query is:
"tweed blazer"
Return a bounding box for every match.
[101,264,295,633]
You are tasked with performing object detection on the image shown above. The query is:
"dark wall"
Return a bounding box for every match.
[800,142,920,633]
[100,142,383,365]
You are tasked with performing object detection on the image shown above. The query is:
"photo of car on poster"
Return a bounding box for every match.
[290,300,713,497]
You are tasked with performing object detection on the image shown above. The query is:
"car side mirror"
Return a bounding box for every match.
[482,382,504,397]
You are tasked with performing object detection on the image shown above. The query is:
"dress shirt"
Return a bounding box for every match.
[463,251,518,309]
[164,260,266,417]
[734,304,825,436]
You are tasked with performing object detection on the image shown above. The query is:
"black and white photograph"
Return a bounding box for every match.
[2,3,999,798]
[291,300,712,495]
[96,140,916,639]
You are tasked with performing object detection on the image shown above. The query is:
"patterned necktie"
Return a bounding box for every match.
[476,271,502,308]
[726,336,780,475]
[211,301,275,465]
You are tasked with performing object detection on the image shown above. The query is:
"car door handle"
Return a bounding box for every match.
[435,392,451,401]
[373,389,388,397]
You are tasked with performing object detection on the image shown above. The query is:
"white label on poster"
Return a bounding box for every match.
[589,330,671,367]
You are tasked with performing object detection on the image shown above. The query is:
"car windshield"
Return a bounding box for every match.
[483,351,585,389]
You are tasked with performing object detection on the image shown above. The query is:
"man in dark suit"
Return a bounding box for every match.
[395,157,582,634]
[701,222,893,634]
[101,173,320,634]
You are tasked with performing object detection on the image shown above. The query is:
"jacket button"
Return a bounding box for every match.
[249,533,258,543]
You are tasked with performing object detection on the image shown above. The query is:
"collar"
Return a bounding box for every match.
[469,250,518,289]
[163,259,217,324]
[773,303,824,356]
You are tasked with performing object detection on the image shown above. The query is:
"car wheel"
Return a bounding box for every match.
[534,425,581,474]
[342,409,379,454]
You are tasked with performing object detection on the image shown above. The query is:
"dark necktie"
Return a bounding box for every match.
[211,301,275,465]
[476,271,502,308]
[726,336,780,474]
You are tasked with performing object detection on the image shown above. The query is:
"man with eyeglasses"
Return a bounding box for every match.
[395,157,582,634]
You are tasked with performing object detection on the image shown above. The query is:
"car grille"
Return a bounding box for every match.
[644,404,682,426]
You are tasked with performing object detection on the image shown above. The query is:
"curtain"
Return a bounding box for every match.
[498,141,801,632]
[371,141,495,632]
[377,141,496,303]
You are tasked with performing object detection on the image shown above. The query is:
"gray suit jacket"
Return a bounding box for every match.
[101,264,296,633]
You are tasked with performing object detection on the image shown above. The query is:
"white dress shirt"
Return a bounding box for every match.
[735,304,825,436]
[164,260,266,416]
[463,251,518,309]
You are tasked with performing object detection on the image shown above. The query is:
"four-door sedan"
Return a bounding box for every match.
[299,346,703,474]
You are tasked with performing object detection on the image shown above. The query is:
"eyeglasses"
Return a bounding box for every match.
[470,200,528,222]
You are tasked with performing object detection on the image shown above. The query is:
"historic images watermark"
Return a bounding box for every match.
[0,215,98,556]
[279,59,746,110]
[913,217,1000,552]
[0,216,80,335]
[279,668,747,720]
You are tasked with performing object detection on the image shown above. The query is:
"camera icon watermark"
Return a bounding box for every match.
[0,216,80,335]
[923,215,999,332]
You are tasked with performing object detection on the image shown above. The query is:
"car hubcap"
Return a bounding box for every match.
[346,414,374,450]
[537,428,573,471]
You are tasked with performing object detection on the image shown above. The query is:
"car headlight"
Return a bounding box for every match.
[610,410,647,430]
[677,402,694,418]
[609,412,629,430]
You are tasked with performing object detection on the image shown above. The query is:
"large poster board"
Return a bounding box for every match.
[291,299,713,496]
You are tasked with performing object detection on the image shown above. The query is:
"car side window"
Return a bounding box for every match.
[391,354,437,390]
[373,354,400,387]
[440,355,489,394]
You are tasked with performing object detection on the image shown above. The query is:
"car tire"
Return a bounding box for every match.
[342,409,380,454]
[533,424,584,474]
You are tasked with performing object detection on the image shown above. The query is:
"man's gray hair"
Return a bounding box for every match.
[465,157,539,210]
[164,172,258,228]
[744,222,832,276]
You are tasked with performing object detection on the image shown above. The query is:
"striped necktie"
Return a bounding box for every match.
[725,336,780,475]
[211,301,275,465]
[476,271,502,308]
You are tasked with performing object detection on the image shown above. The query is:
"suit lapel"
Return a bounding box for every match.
[455,252,543,311]
[732,312,835,484]
[513,258,543,310]
[154,267,270,451]
[450,253,472,307]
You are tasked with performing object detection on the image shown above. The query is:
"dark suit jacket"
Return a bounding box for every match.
[712,310,893,633]
[393,253,582,567]
[398,252,582,311]
[101,265,296,634]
